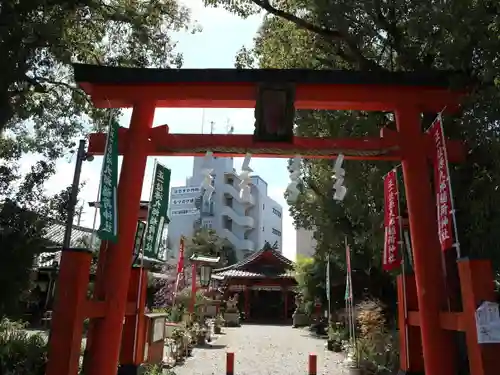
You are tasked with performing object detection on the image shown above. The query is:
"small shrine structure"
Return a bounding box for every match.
[212,244,296,322]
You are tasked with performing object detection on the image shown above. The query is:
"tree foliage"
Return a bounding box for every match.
[153,263,177,309]
[207,0,500,277]
[1,0,195,200]
[185,228,238,267]
[0,0,195,316]
[0,200,58,318]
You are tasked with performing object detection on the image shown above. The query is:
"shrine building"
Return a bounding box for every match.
[212,245,296,322]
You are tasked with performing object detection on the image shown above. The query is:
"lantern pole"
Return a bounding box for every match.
[63,139,94,249]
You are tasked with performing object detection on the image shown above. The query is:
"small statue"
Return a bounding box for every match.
[292,294,308,328]
[294,294,303,309]
[294,294,305,314]
[226,293,239,313]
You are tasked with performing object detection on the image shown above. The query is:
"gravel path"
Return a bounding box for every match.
[173,324,347,375]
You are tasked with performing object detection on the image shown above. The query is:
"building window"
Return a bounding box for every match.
[272,208,282,218]
[225,197,233,207]
[227,177,234,185]
[272,228,282,237]
[224,218,233,231]
[263,204,265,210]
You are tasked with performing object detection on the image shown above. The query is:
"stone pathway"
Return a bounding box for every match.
[172,324,347,375]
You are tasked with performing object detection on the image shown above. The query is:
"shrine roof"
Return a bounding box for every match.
[213,269,294,279]
[212,247,295,280]
[74,63,463,88]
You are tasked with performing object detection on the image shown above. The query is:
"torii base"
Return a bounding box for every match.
[397,258,500,375]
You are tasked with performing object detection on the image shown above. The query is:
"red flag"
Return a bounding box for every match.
[177,237,185,274]
[383,169,402,271]
[429,115,454,251]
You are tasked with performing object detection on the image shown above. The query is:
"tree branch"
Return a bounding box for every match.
[367,0,428,70]
[31,76,94,106]
[251,0,385,71]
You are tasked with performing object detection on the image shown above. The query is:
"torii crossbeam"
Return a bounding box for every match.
[87,125,465,162]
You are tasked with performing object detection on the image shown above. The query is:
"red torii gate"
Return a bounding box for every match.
[45,64,498,375]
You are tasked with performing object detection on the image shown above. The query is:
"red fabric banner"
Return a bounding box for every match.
[383,170,401,271]
[429,116,454,251]
[177,236,185,274]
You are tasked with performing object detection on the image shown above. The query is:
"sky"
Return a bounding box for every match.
[36,3,298,260]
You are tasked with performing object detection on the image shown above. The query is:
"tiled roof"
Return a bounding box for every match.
[44,222,95,248]
[37,222,95,267]
[38,222,167,268]
[214,269,295,279]
[212,248,295,280]
[213,247,294,273]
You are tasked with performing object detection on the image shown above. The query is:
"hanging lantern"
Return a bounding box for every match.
[199,264,213,287]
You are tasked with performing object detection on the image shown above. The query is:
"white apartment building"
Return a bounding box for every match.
[295,227,317,258]
[166,156,283,261]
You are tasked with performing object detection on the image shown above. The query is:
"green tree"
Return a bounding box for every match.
[206,0,500,277]
[0,198,74,318]
[1,0,196,207]
[293,256,319,314]
[1,0,195,316]
[185,228,237,267]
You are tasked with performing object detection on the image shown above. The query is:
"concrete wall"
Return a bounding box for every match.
[262,196,283,252]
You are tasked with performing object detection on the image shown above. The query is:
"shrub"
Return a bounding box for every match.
[355,299,399,375]
[153,263,177,309]
[0,318,48,375]
[143,364,174,375]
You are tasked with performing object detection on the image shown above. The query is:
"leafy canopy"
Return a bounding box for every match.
[185,228,237,267]
[0,0,195,316]
[207,0,500,277]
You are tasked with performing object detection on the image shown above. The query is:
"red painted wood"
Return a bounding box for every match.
[79,82,463,113]
[87,130,465,163]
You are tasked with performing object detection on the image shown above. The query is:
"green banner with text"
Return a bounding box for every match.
[143,163,171,260]
[97,119,118,242]
[133,220,146,256]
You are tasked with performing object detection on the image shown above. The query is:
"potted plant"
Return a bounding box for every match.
[189,325,198,346]
[327,324,343,352]
[182,329,192,356]
[343,342,364,375]
[214,314,224,334]
[191,323,206,346]
[171,327,186,364]
[197,327,206,346]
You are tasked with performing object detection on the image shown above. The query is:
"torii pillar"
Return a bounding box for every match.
[85,102,156,375]
[396,106,456,375]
